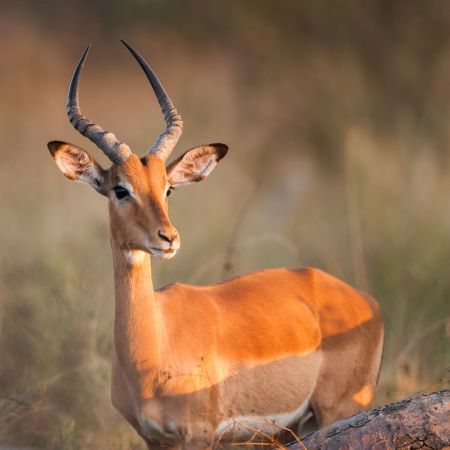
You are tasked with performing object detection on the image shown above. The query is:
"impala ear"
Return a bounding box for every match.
[47,141,109,196]
[166,143,228,187]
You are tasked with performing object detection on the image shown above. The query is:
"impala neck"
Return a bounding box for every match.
[111,243,160,398]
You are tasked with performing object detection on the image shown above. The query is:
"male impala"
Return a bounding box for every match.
[48,42,384,449]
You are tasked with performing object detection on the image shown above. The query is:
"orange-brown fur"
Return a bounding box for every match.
[109,155,179,253]
[49,145,384,449]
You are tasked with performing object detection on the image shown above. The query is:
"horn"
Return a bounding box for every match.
[121,40,183,162]
[67,45,131,164]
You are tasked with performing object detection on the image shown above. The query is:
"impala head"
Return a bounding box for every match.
[48,41,227,259]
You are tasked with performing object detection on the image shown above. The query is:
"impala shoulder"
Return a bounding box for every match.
[155,282,200,297]
[155,283,215,311]
[156,282,185,294]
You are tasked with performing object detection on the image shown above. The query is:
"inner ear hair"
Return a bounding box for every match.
[48,141,109,196]
[166,143,228,186]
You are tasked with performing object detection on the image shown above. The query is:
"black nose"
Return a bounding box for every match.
[158,229,177,243]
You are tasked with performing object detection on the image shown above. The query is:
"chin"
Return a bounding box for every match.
[150,248,178,260]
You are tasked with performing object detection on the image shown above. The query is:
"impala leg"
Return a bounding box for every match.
[295,409,316,437]
[311,307,383,426]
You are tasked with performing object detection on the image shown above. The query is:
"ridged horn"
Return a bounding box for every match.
[121,40,183,162]
[67,45,131,164]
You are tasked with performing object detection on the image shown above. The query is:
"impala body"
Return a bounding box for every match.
[48,42,384,449]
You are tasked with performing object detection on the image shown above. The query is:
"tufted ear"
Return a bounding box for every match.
[166,143,228,187]
[47,141,109,196]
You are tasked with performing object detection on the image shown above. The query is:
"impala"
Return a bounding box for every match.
[48,42,384,449]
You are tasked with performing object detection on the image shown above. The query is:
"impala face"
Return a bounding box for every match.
[108,154,180,259]
[48,41,227,259]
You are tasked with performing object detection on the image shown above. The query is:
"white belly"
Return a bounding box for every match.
[214,398,310,443]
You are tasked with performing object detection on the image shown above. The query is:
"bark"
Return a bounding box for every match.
[286,390,449,450]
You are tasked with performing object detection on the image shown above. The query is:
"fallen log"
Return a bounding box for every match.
[286,390,449,450]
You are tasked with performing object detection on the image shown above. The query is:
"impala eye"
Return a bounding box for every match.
[113,186,130,200]
[166,188,172,197]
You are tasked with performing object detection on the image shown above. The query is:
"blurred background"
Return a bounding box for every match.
[0,1,449,448]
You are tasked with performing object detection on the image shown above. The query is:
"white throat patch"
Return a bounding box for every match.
[123,250,147,265]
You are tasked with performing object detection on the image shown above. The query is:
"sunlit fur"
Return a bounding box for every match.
[108,154,179,258]
[49,143,384,450]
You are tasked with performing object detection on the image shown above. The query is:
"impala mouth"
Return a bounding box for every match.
[149,246,177,259]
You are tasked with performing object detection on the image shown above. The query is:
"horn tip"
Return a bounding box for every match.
[121,40,140,58]
[78,44,92,62]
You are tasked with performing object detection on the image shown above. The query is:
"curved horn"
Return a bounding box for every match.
[121,40,183,162]
[67,45,131,164]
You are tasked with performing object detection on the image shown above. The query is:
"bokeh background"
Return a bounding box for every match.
[1,1,449,448]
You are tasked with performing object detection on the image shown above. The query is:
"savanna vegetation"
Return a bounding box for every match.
[0,1,449,448]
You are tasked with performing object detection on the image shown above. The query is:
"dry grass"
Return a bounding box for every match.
[0,2,449,448]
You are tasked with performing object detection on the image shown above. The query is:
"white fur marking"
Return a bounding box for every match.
[215,398,310,442]
[123,250,147,265]
[54,156,71,175]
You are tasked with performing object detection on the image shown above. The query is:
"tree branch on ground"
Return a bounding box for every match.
[286,390,449,450]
